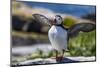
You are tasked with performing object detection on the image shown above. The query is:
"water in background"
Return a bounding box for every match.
[23,1,96,17]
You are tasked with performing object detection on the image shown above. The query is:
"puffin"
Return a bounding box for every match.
[32,14,96,62]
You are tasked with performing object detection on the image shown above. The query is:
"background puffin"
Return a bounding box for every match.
[32,14,95,62]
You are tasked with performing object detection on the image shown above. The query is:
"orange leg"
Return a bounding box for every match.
[56,50,65,62]
[55,50,60,61]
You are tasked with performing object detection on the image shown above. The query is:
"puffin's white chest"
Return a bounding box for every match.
[48,25,68,51]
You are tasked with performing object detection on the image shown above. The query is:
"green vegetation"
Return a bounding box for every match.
[68,30,96,56]
[63,17,76,27]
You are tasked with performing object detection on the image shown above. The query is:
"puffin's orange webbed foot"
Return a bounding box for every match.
[56,56,63,62]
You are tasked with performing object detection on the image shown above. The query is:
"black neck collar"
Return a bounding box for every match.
[55,24,68,30]
[55,24,62,26]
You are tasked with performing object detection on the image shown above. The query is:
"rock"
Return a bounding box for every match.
[19,58,56,65]
[12,56,95,66]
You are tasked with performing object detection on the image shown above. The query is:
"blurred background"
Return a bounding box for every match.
[11,0,96,64]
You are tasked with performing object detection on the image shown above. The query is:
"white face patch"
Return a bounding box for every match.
[55,15,62,24]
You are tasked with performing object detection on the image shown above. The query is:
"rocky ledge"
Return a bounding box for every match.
[12,56,95,67]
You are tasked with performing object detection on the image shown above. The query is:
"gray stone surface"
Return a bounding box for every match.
[12,56,95,66]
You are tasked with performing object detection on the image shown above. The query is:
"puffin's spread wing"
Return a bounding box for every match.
[68,23,96,38]
[32,14,52,26]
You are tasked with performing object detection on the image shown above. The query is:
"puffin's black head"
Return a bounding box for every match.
[53,15,63,25]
